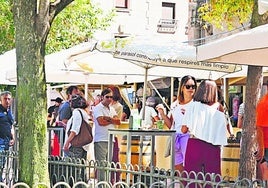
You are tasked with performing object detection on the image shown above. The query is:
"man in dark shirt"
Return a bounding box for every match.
[0,91,15,181]
[47,103,56,126]
[47,97,63,126]
[58,86,79,127]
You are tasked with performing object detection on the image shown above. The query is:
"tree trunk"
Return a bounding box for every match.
[238,0,267,180]
[13,1,49,186]
[239,66,263,179]
[12,0,74,185]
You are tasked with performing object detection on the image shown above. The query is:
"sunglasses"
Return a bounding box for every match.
[185,85,196,89]
[105,96,113,99]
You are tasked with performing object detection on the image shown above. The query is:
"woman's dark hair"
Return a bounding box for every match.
[108,85,122,102]
[71,94,88,109]
[178,75,197,103]
[194,79,218,105]
[66,86,78,95]
[101,88,112,97]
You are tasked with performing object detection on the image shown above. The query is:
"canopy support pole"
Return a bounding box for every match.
[170,77,174,105]
[141,67,148,120]
[148,81,170,111]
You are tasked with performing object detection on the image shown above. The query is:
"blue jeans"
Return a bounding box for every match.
[0,138,9,182]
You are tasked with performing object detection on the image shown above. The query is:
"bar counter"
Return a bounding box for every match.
[108,128,176,171]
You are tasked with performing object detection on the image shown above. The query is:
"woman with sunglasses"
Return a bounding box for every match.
[157,75,197,172]
[181,79,227,176]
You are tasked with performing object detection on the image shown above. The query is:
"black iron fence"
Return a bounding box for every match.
[7,127,267,187]
[0,151,267,188]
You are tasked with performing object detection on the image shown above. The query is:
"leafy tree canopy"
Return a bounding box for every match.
[46,0,116,53]
[198,0,254,30]
[0,0,116,54]
[0,0,14,54]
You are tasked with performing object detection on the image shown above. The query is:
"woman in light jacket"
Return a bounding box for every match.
[181,79,227,175]
[63,94,90,159]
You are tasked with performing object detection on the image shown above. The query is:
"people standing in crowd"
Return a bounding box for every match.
[89,94,101,121]
[58,86,79,128]
[92,88,121,181]
[140,96,160,128]
[108,86,123,119]
[121,104,130,121]
[108,85,123,183]
[48,97,63,126]
[47,101,56,126]
[181,79,227,175]
[0,91,15,180]
[217,87,234,137]
[157,75,197,172]
[63,94,90,159]
[237,102,244,128]
[255,93,268,180]
[216,87,226,113]
[93,94,101,106]
[49,97,63,156]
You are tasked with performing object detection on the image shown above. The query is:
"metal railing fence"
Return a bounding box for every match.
[0,151,267,188]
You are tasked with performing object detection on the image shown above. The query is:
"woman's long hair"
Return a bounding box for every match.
[108,85,122,102]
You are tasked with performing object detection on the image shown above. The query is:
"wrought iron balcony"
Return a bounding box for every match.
[157,19,178,34]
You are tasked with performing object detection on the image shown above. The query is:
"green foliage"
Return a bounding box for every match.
[46,0,116,53]
[0,0,15,54]
[0,85,16,95]
[99,37,133,51]
[0,0,115,54]
[198,0,254,30]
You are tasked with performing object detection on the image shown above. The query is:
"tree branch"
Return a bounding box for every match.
[49,0,74,24]
[35,0,74,47]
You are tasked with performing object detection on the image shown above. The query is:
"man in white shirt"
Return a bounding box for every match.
[92,88,120,181]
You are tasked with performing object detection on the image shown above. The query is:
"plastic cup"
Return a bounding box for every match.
[156,120,164,129]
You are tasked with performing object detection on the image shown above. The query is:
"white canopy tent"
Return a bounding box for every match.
[197,24,268,67]
[95,35,244,119]
[259,0,268,14]
[0,49,16,85]
[98,35,242,74]
[2,39,244,86]
[0,36,248,121]
[4,43,161,85]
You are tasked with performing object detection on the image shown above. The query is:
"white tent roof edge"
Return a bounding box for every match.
[197,24,268,67]
[259,0,268,14]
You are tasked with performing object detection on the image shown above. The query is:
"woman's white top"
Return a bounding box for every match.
[182,101,227,146]
[169,100,193,134]
[64,108,90,150]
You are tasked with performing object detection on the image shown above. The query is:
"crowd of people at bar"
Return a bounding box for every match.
[41,75,268,181]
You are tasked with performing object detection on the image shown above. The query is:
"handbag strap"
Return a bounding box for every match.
[77,109,84,121]
[77,109,92,134]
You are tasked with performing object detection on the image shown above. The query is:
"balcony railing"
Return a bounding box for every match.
[157,19,178,34]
